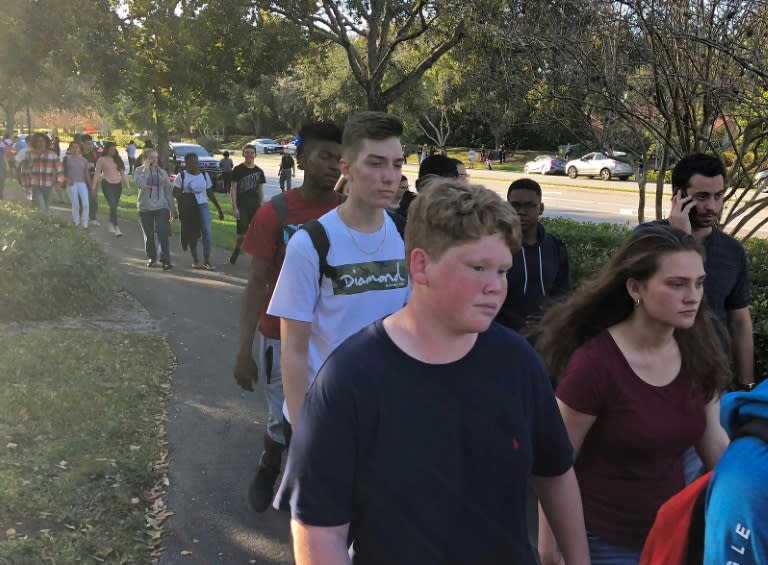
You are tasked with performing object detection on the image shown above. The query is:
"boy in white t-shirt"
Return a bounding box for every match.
[267,111,410,430]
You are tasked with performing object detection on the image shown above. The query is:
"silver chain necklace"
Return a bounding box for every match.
[339,207,387,255]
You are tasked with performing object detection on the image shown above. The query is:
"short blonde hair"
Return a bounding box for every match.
[141,148,156,160]
[405,178,521,260]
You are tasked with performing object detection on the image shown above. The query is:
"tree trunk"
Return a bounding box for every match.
[26,104,32,134]
[156,112,170,172]
[366,86,388,112]
[655,155,670,220]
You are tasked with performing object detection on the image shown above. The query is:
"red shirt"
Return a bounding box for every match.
[556,331,706,549]
[241,189,344,339]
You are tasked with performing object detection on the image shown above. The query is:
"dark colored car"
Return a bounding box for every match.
[169,142,221,178]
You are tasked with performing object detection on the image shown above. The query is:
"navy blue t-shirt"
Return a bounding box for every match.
[276,320,573,565]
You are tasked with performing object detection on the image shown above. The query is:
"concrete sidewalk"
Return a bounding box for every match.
[9,181,295,564]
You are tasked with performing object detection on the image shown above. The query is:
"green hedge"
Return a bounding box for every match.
[0,202,114,321]
[542,217,767,379]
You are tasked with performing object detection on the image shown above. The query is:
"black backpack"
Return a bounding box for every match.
[270,192,406,284]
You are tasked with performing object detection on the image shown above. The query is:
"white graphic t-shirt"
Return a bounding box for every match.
[268,208,409,421]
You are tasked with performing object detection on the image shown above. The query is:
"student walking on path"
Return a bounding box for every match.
[535,226,730,565]
[63,140,92,228]
[134,148,177,270]
[268,111,410,429]
[92,142,131,236]
[229,144,265,265]
[18,133,65,212]
[173,152,224,270]
[233,122,344,512]
[276,179,590,565]
[277,152,296,192]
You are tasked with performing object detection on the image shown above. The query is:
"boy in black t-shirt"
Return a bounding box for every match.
[276,179,590,565]
[278,152,296,192]
[229,144,266,264]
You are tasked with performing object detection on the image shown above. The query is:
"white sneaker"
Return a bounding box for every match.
[108,223,116,233]
[91,219,101,227]
[114,226,123,237]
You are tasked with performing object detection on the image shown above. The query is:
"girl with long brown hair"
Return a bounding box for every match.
[535,225,730,565]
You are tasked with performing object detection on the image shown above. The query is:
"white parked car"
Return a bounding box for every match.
[523,154,566,175]
[565,152,634,181]
[248,138,284,154]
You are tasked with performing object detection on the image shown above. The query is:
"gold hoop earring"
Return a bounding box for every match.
[633,297,641,307]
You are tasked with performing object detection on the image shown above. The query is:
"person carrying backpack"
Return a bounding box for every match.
[172,152,224,270]
[703,381,768,564]
[640,381,768,565]
[233,122,344,512]
[267,111,409,433]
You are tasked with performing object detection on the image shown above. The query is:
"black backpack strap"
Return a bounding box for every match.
[385,209,406,239]
[271,192,288,227]
[181,170,186,191]
[302,219,336,285]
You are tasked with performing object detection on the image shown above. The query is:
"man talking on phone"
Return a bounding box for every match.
[666,154,753,389]
[640,153,753,483]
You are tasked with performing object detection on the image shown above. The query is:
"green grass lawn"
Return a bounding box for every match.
[0,330,174,564]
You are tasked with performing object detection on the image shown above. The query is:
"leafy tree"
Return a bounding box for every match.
[259,0,471,111]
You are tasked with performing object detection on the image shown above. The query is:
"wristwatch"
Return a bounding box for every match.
[731,382,756,392]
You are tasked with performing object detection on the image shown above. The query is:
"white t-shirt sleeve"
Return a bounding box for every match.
[171,175,182,189]
[267,229,320,323]
[204,173,213,190]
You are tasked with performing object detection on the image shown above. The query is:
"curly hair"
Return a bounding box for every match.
[405,178,521,261]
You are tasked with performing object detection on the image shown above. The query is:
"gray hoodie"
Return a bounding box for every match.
[134,164,176,214]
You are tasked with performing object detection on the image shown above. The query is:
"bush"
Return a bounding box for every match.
[541,217,631,286]
[0,202,114,321]
[745,238,768,378]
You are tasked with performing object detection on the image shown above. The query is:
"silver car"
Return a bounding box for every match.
[523,154,566,175]
[566,152,634,181]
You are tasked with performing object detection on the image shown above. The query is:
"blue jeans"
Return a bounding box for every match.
[139,209,171,263]
[587,532,641,565]
[32,186,53,212]
[682,445,705,485]
[189,203,212,262]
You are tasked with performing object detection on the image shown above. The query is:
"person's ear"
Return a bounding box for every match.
[626,278,642,302]
[409,248,430,285]
[539,202,545,215]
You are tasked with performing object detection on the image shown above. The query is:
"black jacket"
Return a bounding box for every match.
[496,223,571,332]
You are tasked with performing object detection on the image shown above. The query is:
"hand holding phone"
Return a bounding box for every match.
[679,188,698,221]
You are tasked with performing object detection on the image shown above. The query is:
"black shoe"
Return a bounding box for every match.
[229,248,240,265]
[147,259,157,268]
[162,262,173,271]
[248,464,280,512]
[202,262,216,271]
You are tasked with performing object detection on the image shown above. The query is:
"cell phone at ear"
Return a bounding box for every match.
[679,188,698,221]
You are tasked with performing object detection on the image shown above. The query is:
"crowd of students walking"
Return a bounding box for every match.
[3,116,766,564]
